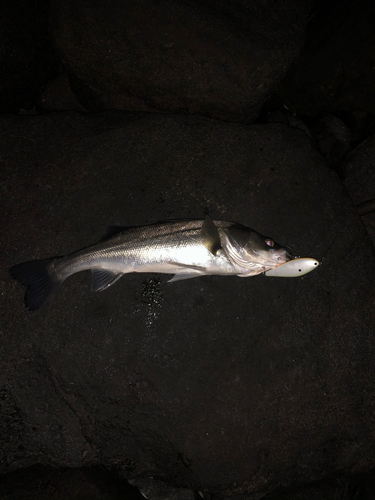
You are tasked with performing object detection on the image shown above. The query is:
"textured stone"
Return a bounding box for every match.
[339,133,375,205]
[265,107,312,139]
[263,469,375,500]
[0,0,59,113]
[1,112,374,497]
[310,115,351,167]
[339,132,375,247]
[49,0,313,121]
[0,465,141,500]
[129,477,195,500]
[279,0,375,138]
[37,72,89,113]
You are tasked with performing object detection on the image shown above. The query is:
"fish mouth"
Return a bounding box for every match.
[265,247,293,269]
[267,248,294,271]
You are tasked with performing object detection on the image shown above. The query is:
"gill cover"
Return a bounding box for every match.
[220,224,284,274]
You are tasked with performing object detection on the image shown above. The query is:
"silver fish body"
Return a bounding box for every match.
[10,217,289,310]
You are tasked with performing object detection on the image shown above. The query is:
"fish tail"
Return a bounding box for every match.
[10,258,63,310]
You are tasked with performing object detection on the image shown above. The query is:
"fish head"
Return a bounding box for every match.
[221,225,290,275]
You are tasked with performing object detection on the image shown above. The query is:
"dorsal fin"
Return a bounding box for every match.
[100,226,134,242]
[156,218,192,223]
[201,215,221,255]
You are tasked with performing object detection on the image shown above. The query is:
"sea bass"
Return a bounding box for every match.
[10,216,290,310]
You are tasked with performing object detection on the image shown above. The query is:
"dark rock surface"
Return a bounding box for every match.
[339,132,375,247]
[361,213,375,249]
[339,133,375,206]
[37,72,89,114]
[279,0,375,139]
[1,112,375,497]
[0,0,59,113]
[264,470,375,500]
[49,0,313,121]
[310,115,351,167]
[264,107,312,140]
[0,465,142,499]
[129,477,195,500]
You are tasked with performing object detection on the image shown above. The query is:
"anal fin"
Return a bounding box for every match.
[91,269,124,292]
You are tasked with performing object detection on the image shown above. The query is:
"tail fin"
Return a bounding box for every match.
[10,258,62,311]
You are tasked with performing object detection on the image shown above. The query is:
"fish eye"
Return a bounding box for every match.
[265,239,274,247]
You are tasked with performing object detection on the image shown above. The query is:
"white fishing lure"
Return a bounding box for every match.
[265,258,320,277]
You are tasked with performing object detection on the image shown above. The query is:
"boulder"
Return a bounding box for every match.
[310,115,351,167]
[37,72,89,113]
[1,112,374,497]
[265,107,312,139]
[129,477,195,500]
[339,132,375,247]
[49,0,313,121]
[0,465,141,500]
[263,469,375,500]
[339,132,375,206]
[0,0,59,113]
[279,0,375,139]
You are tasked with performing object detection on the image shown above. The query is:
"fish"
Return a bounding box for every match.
[10,216,290,310]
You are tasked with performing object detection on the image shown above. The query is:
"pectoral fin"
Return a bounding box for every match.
[201,215,222,255]
[167,262,206,272]
[91,269,124,291]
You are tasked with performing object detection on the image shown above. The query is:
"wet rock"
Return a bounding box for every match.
[263,479,343,500]
[339,132,375,246]
[129,477,195,500]
[265,107,312,139]
[1,112,374,497]
[0,465,141,500]
[310,115,351,167]
[37,72,89,113]
[361,213,375,248]
[280,0,375,139]
[0,0,59,113]
[49,0,313,121]
[263,469,375,500]
[339,132,375,205]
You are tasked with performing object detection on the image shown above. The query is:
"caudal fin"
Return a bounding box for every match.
[10,258,62,310]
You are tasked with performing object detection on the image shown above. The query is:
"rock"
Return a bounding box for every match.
[339,132,375,246]
[263,469,375,500]
[0,0,59,113]
[1,112,374,497]
[361,213,375,248]
[0,465,141,499]
[262,479,343,500]
[129,477,195,500]
[37,72,89,113]
[310,115,351,167]
[279,0,375,140]
[49,0,313,121]
[339,133,375,205]
[265,107,312,139]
